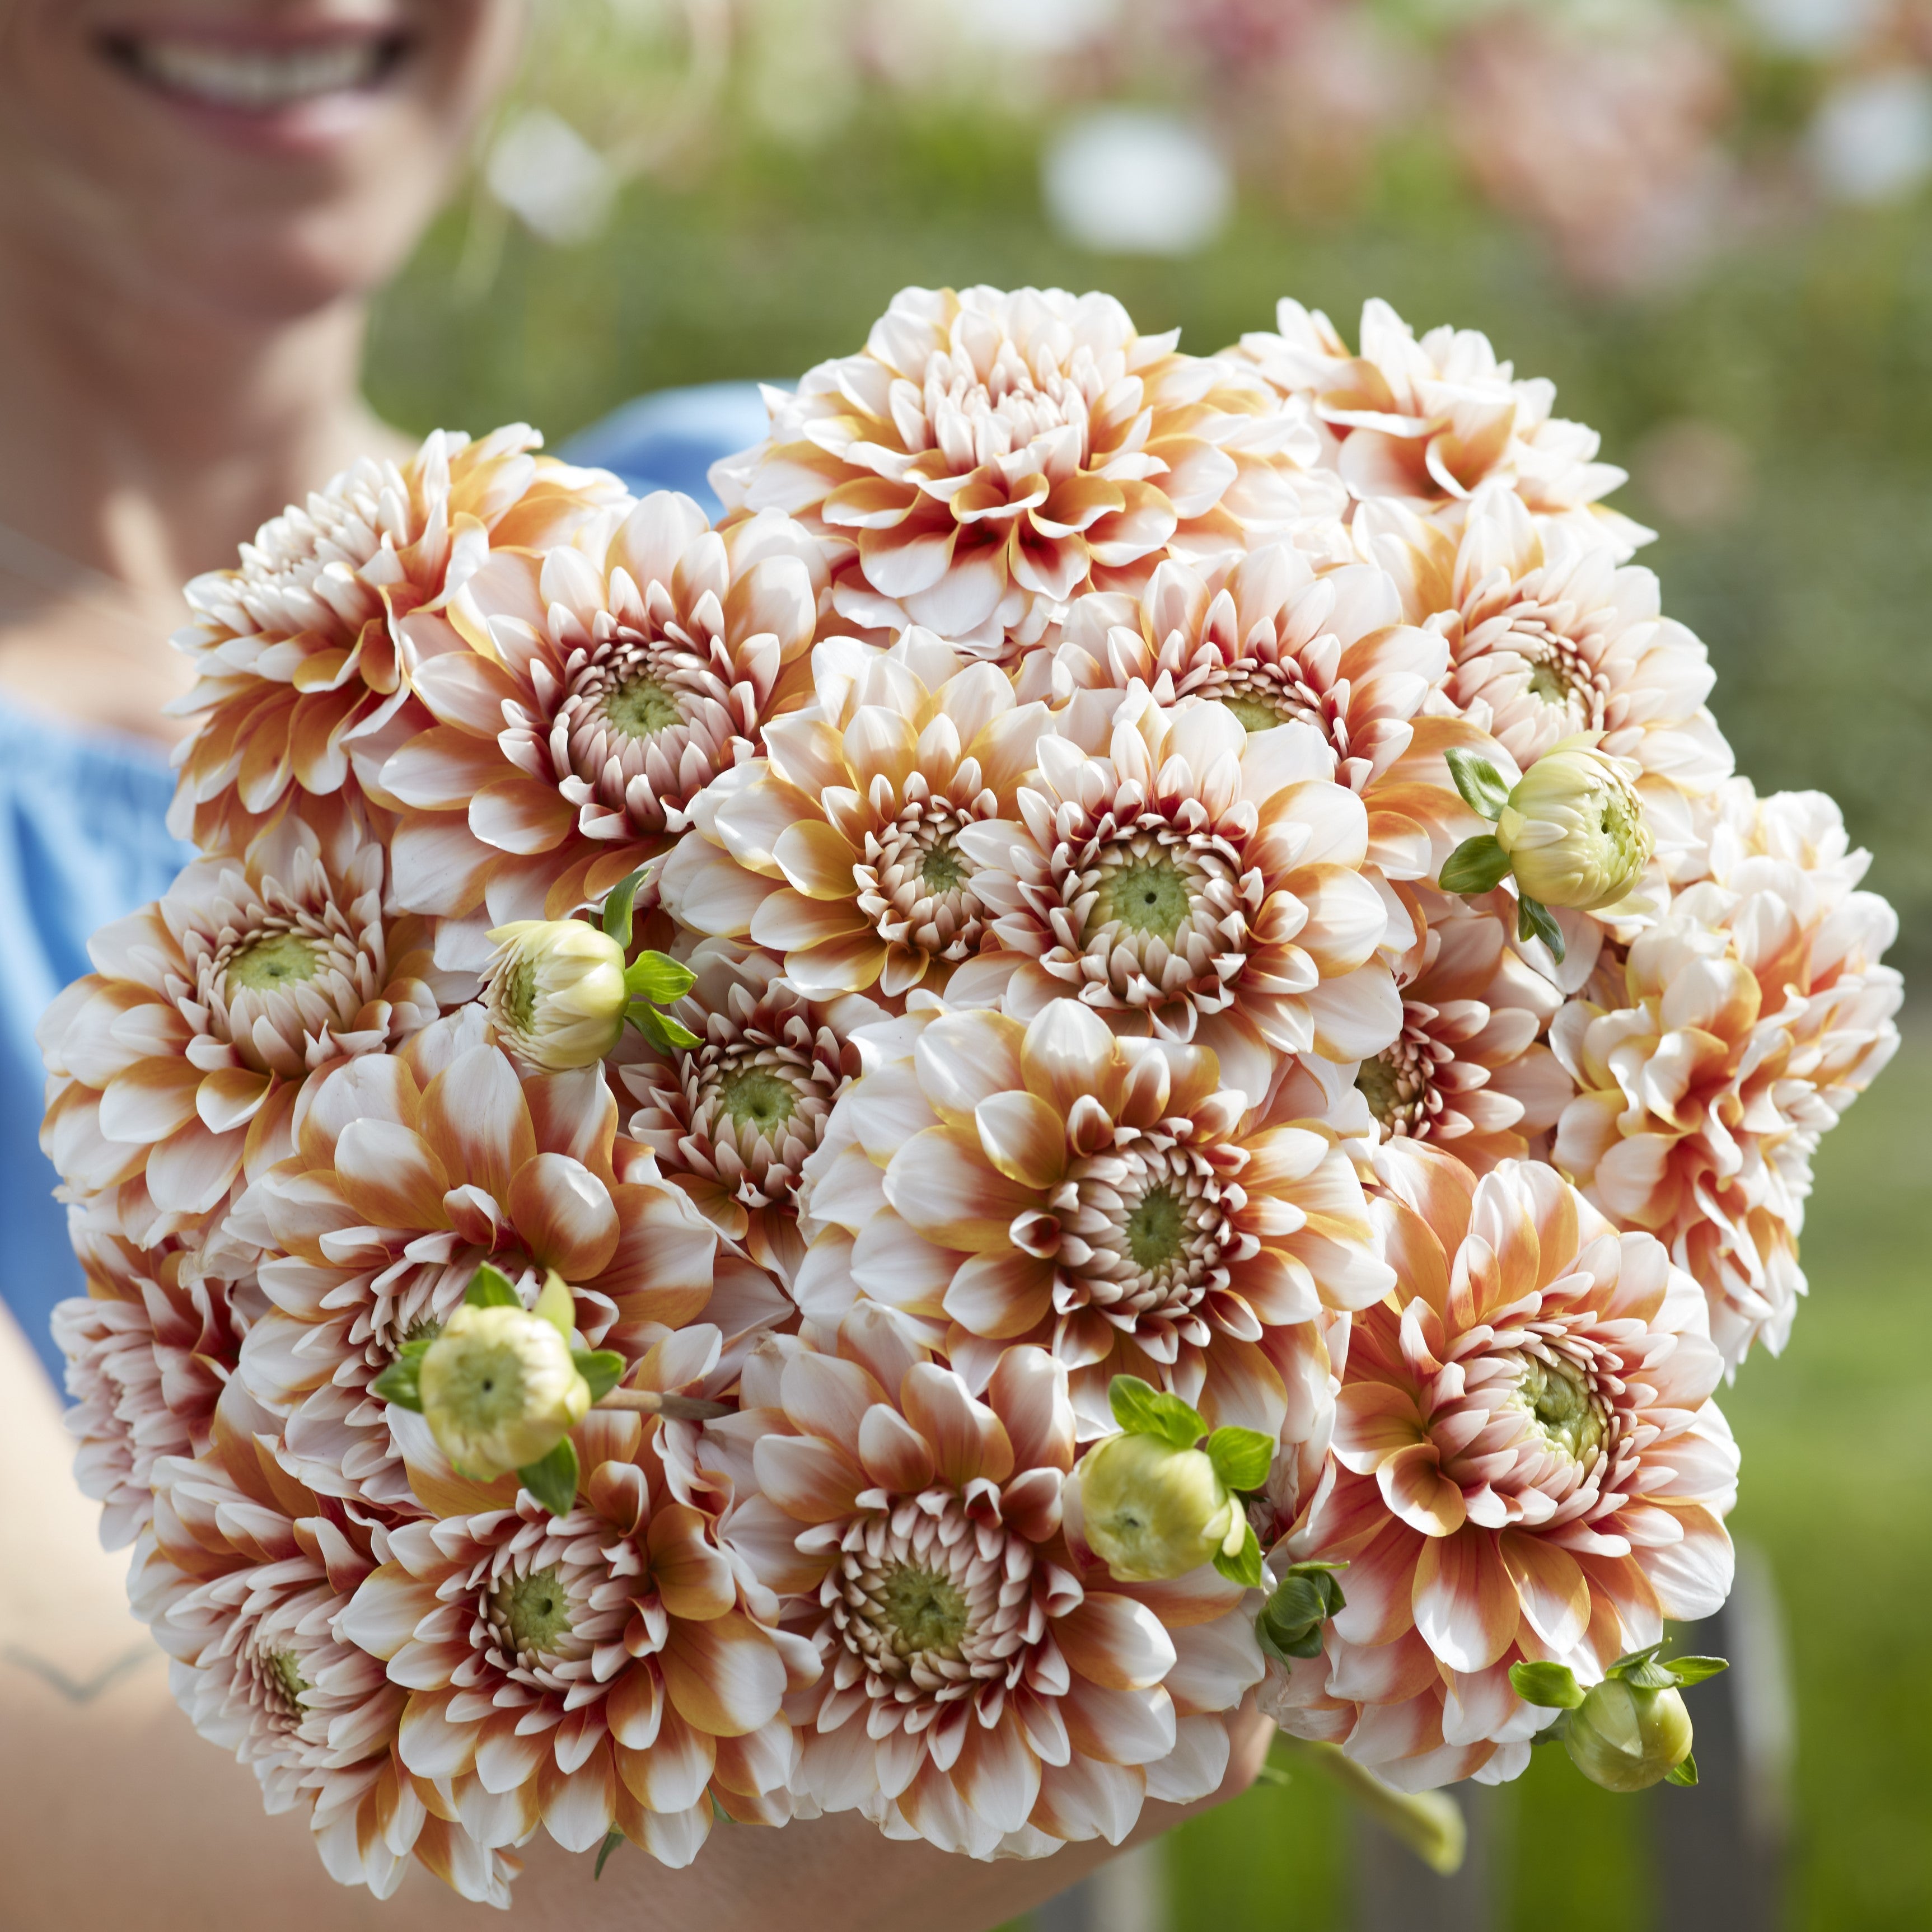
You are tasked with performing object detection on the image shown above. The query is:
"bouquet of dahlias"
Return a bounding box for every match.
[40,289,1900,1905]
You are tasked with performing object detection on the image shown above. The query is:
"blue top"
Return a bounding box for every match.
[2,382,772,1384]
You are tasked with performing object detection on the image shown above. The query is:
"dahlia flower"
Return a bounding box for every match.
[1374,483,1731,867]
[54,1197,264,1549]
[230,1009,723,1509]
[793,998,1393,1435]
[1261,1146,1737,1790]
[956,692,1404,1101]
[614,938,886,1280]
[338,1411,804,1866]
[37,818,442,1222]
[133,1416,514,1904]
[712,284,1346,654]
[657,629,1052,1002]
[382,492,825,970]
[169,425,629,854]
[1551,782,1901,1363]
[482,919,631,1071]
[1356,888,1571,1170]
[713,1318,1261,1857]
[1495,735,1654,913]
[1228,298,1653,558]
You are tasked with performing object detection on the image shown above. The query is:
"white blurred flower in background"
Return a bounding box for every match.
[1808,69,1932,205]
[1042,106,1233,254]
[485,107,618,244]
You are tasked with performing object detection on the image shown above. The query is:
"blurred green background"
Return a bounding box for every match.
[359,6,1931,1921]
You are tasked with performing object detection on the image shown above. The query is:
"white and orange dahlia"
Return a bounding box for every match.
[169,425,629,854]
[336,1408,806,1868]
[36,818,443,1225]
[658,629,1052,1001]
[1551,782,1902,1364]
[1228,298,1653,558]
[230,1011,722,1509]
[133,1411,514,1905]
[794,999,1393,1434]
[714,1317,1261,1857]
[382,493,825,969]
[956,693,1404,1100]
[1262,1145,1736,1790]
[712,284,1346,654]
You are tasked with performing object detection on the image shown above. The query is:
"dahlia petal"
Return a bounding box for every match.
[1301,965,1404,1063]
[953,1714,1044,1835]
[884,1128,1036,1250]
[420,1045,536,1203]
[1144,1712,1232,1804]
[902,1361,1014,1486]
[1414,1528,1519,1673]
[99,1056,203,1144]
[469,775,575,857]
[332,1117,451,1229]
[1498,1529,1591,1653]
[857,1404,939,1492]
[974,1089,1069,1191]
[1029,1755,1145,1845]
[146,1118,247,1214]
[943,1247,1056,1341]
[988,1346,1077,1473]
[539,1738,617,1853]
[1059,1679,1176,1767]
[633,1800,714,1868]
[507,1152,621,1279]
[1163,1613,1265,1715]
[606,1664,665,1751]
[399,1692,479,1779]
[1637,1504,1734,1624]
[1056,1593,1178,1692]
[648,1505,738,1620]
[615,1706,716,1812]
[796,1715,885,1812]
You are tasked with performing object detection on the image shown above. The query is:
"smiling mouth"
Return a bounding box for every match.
[99,31,411,113]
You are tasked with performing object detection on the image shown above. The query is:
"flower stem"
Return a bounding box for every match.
[1274,1739,1467,1875]
[596,1388,732,1421]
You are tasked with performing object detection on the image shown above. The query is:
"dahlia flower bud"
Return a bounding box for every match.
[1494,736,1653,912]
[1563,1678,1695,1794]
[1078,1432,1244,1582]
[483,920,629,1070]
[418,1302,592,1483]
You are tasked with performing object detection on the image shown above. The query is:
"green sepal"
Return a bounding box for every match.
[1440,834,1513,896]
[371,1336,432,1412]
[1516,892,1567,964]
[1212,1517,1265,1589]
[1509,1660,1586,1709]
[623,950,697,1005]
[1666,1754,1699,1788]
[518,1437,580,1516]
[593,1826,625,1879]
[534,1270,576,1339]
[627,1001,701,1051]
[1254,1561,1348,1664]
[573,1349,627,1403]
[601,868,649,950]
[1605,1644,1678,1691]
[1206,1425,1275,1493]
[1107,1374,1205,1450]
[1443,747,1512,822]
[1664,1655,1730,1688]
[466,1263,520,1310]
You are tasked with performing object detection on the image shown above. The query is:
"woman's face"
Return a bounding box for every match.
[0,1,525,321]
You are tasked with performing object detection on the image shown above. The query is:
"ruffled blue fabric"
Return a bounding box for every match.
[560,380,772,517]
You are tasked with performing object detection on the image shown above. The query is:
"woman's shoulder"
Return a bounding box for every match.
[559,381,778,518]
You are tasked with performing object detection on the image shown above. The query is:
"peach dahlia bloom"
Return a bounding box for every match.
[957,693,1404,1101]
[715,1318,1260,1857]
[1551,783,1901,1364]
[712,284,1346,654]
[794,1000,1393,1434]
[133,1414,513,1904]
[658,629,1051,1001]
[231,1010,721,1509]
[382,493,824,969]
[337,1407,806,1868]
[1228,298,1653,558]
[1262,1146,1736,1790]
[170,425,629,854]
[38,820,442,1223]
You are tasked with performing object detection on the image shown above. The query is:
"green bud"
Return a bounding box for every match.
[1563,1677,1695,1793]
[1256,1562,1348,1663]
[1079,1433,1241,1582]
[418,1302,592,1483]
[1493,735,1653,913]
[484,920,630,1071]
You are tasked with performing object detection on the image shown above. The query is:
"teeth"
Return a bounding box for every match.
[127,37,392,110]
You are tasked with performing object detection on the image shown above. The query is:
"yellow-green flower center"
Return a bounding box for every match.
[263,1646,308,1716]
[1223,695,1289,732]
[227,931,322,991]
[718,1067,799,1135]
[1125,1185,1186,1271]
[876,1563,968,1658]
[1093,858,1193,942]
[919,841,969,894]
[492,1566,574,1654]
[605,675,683,741]
[1527,660,1575,707]
[1515,1355,1605,1462]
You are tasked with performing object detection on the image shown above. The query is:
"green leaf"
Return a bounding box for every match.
[627,1002,701,1051]
[1515,893,1567,964]
[517,1437,580,1516]
[370,1337,432,1412]
[1107,1374,1205,1450]
[1443,747,1512,822]
[573,1349,627,1403]
[1666,1754,1699,1788]
[623,950,697,1004]
[1212,1518,1265,1589]
[1439,834,1513,896]
[1206,1426,1276,1493]
[534,1269,576,1339]
[600,868,649,950]
[1664,1655,1730,1688]
[466,1263,520,1310]
[1509,1660,1586,1710]
[594,1826,625,1879]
